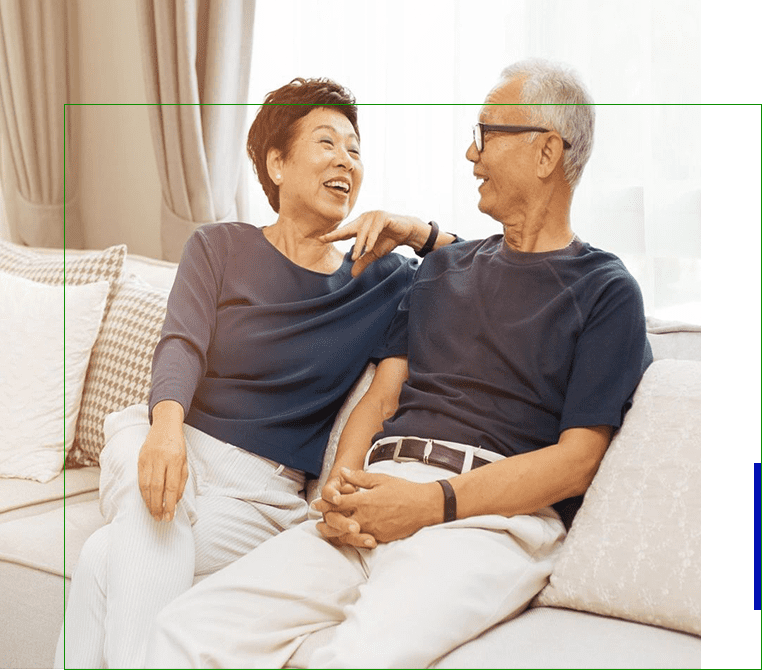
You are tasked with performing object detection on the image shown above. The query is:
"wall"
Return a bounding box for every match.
[74,0,162,257]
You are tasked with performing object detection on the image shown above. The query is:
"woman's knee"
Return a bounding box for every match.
[72,525,109,587]
[98,405,151,520]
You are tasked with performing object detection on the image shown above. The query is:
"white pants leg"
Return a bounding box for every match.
[56,404,308,669]
[146,520,367,669]
[145,459,566,669]
[311,460,566,669]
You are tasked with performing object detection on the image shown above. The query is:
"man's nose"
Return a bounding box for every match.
[465,140,479,163]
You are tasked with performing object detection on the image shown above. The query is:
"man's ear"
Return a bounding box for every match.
[266,147,284,185]
[536,133,565,179]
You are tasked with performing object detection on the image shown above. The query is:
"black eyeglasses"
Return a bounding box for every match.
[472,123,572,151]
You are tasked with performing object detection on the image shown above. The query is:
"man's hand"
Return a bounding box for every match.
[313,472,378,548]
[314,468,441,544]
[320,211,427,276]
[137,425,188,522]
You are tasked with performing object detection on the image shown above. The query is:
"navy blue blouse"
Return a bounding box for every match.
[149,222,414,477]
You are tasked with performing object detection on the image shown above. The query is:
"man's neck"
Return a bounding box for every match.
[501,209,573,253]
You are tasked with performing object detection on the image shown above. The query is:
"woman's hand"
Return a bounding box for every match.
[320,211,432,276]
[137,401,188,522]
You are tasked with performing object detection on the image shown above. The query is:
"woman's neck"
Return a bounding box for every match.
[263,217,344,274]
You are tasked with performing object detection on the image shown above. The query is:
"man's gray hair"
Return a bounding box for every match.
[500,58,595,190]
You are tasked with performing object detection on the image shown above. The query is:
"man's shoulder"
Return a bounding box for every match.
[417,235,497,273]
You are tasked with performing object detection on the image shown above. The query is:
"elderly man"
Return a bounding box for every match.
[145,58,652,669]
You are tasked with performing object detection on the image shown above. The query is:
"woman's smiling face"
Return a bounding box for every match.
[274,107,364,227]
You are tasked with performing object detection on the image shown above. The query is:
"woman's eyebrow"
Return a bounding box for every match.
[311,124,359,143]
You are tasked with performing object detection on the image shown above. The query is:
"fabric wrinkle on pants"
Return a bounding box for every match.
[55,404,308,669]
[145,458,566,669]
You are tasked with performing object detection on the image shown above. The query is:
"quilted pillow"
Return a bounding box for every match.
[69,275,169,466]
[535,359,701,636]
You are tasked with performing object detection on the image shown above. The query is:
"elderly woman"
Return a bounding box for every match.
[57,77,456,669]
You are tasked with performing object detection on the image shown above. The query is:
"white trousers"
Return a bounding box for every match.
[145,459,567,669]
[56,404,309,669]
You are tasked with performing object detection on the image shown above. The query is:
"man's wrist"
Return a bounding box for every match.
[410,220,457,255]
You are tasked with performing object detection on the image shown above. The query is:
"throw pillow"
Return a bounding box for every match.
[0,240,126,301]
[69,275,170,466]
[0,272,109,482]
[535,359,701,636]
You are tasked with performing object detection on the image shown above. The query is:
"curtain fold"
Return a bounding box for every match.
[137,0,255,261]
[0,0,80,247]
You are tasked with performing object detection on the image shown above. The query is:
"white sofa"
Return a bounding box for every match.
[0,241,701,669]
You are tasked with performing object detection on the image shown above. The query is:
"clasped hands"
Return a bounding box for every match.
[312,467,438,548]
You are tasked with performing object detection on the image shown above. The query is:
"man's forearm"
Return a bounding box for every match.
[451,426,613,519]
[329,356,408,478]
[329,397,386,476]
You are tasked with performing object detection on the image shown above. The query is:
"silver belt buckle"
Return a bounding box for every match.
[392,437,417,463]
[422,439,433,465]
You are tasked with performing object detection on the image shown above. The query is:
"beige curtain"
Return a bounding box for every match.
[0,0,80,248]
[137,0,255,261]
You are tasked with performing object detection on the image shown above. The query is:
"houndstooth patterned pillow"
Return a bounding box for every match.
[68,275,169,466]
[0,241,126,300]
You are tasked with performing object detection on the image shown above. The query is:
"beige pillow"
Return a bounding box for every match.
[0,241,126,300]
[535,359,701,636]
[69,275,169,466]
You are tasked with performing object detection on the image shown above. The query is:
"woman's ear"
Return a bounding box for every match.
[536,133,565,180]
[267,148,284,185]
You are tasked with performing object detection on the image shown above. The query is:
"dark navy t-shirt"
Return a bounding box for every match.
[149,222,415,477]
[381,234,652,458]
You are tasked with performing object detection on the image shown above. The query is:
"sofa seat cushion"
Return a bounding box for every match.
[0,466,100,523]
[286,607,700,669]
[434,607,701,669]
[0,498,105,580]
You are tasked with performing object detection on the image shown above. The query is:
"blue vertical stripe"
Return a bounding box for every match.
[754,463,760,610]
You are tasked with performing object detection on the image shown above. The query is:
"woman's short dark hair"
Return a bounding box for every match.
[247,77,359,212]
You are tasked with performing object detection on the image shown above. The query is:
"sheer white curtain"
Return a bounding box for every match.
[246,0,700,322]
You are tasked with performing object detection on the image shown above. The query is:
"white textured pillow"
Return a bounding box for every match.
[535,359,701,635]
[0,272,109,482]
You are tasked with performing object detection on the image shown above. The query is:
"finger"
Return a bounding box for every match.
[316,519,377,548]
[177,461,189,504]
[319,218,360,243]
[352,217,372,261]
[162,461,184,522]
[363,219,383,258]
[149,467,166,519]
[324,510,360,534]
[350,250,380,277]
[317,524,377,549]
[321,478,342,505]
[311,498,335,514]
[340,467,381,489]
[138,459,152,510]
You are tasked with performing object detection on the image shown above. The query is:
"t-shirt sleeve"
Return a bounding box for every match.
[368,261,416,361]
[148,228,224,421]
[559,269,653,432]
